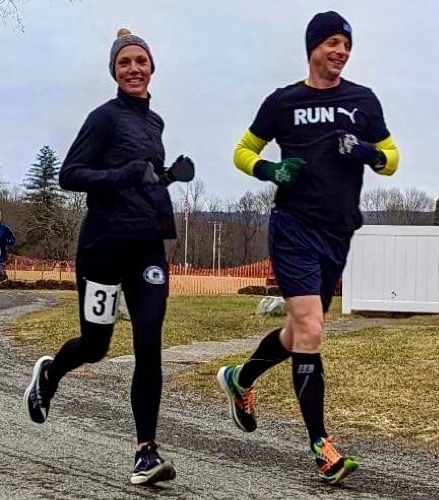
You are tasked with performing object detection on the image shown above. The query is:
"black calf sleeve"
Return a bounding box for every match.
[238,328,291,388]
[292,352,327,445]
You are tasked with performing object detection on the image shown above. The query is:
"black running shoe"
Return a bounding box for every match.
[24,355,55,424]
[216,365,257,432]
[130,441,176,485]
[312,436,359,484]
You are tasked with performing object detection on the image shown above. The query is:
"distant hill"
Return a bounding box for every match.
[184,210,437,226]
[362,211,436,225]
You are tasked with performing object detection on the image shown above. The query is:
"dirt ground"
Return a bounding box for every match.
[0,291,438,499]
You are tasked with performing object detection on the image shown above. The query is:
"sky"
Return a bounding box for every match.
[0,0,438,205]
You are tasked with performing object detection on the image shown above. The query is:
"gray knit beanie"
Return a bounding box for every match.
[109,28,155,79]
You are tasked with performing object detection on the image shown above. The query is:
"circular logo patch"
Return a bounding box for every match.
[143,266,165,285]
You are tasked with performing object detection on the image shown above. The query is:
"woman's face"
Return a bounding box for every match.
[115,45,152,98]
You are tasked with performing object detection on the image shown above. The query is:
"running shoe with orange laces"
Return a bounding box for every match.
[217,365,257,432]
[312,436,358,484]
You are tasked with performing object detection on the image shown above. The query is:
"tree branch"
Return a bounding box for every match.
[0,0,24,31]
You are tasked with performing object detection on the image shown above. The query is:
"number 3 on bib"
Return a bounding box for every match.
[84,280,122,325]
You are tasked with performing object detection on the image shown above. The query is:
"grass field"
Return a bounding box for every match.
[4,292,292,354]
[172,313,439,451]
[5,292,439,450]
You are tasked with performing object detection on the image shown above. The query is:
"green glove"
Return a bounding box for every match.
[254,158,305,187]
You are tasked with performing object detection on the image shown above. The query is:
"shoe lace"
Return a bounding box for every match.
[316,436,342,471]
[138,441,161,465]
[30,388,51,408]
[30,391,43,406]
[237,388,256,415]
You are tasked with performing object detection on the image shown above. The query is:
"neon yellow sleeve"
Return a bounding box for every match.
[233,130,269,177]
[374,135,399,176]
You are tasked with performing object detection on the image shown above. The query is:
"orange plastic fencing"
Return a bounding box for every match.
[6,255,341,296]
[6,256,273,295]
[6,255,75,282]
[170,276,266,295]
[169,259,272,278]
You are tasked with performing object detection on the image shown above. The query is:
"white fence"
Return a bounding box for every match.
[342,225,439,314]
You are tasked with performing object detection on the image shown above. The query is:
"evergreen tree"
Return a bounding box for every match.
[24,145,62,206]
[23,146,68,259]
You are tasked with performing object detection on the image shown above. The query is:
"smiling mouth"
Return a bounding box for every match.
[126,79,143,85]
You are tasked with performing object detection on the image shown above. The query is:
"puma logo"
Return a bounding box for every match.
[293,106,360,126]
[337,107,358,124]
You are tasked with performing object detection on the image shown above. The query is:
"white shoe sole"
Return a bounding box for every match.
[130,460,176,485]
[23,355,54,424]
[216,366,251,432]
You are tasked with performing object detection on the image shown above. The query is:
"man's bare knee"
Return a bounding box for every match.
[285,296,324,352]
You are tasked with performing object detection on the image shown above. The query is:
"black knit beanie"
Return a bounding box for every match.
[109,28,155,79]
[306,11,352,59]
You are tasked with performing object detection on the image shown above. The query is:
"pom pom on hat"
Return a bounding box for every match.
[117,28,132,38]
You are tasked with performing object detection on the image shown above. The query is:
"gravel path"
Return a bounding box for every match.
[0,291,437,499]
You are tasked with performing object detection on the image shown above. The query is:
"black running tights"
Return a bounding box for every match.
[47,236,168,444]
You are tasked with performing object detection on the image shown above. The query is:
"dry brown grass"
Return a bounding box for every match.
[172,314,439,451]
[8,291,436,449]
[4,292,289,355]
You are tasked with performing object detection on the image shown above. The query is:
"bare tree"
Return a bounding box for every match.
[1,0,77,30]
[0,185,22,204]
[232,191,267,264]
[171,184,275,269]
[61,191,86,258]
[166,186,190,266]
[169,180,211,267]
[187,180,214,267]
[187,178,207,213]
[361,187,435,225]
[0,0,23,30]
[362,187,393,224]
[255,184,276,215]
[207,195,223,213]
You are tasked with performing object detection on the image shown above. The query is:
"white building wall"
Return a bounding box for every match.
[342,226,439,313]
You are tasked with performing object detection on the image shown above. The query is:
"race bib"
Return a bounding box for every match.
[84,280,121,325]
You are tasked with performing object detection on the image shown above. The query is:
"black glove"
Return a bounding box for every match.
[338,132,385,168]
[141,161,160,185]
[160,155,195,186]
[122,159,159,186]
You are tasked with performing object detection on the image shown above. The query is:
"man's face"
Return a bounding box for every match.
[309,34,351,80]
[115,45,152,98]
